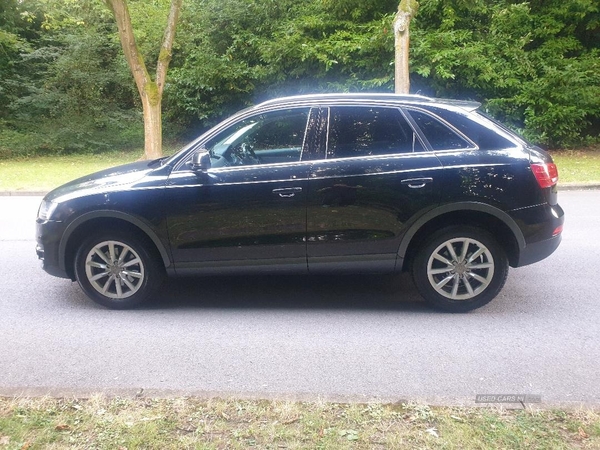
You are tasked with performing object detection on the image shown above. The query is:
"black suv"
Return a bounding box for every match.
[36,94,564,312]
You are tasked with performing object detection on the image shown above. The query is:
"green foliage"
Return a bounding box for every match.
[411,0,600,146]
[0,0,41,119]
[167,0,396,131]
[166,0,599,147]
[0,0,143,157]
[0,0,599,152]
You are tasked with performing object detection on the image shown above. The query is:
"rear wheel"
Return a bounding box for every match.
[412,226,509,312]
[74,231,164,309]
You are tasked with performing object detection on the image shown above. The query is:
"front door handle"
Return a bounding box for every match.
[401,177,433,189]
[272,187,303,198]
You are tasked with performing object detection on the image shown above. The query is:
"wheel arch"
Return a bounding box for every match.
[397,202,525,271]
[59,211,171,280]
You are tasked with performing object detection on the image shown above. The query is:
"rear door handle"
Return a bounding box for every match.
[272,187,303,198]
[401,177,433,189]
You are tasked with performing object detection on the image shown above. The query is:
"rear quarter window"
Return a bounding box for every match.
[408,109,472,151]
[425,107,517,151]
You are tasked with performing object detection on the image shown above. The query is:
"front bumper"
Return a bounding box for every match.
[36,219,70,279]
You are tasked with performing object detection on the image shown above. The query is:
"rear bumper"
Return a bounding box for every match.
[516,233,562,267]
[511,202,564,267]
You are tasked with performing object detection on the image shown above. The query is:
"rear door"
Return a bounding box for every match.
[306,105,443,272]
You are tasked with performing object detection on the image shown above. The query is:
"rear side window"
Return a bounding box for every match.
[408,109,472,151]
[327,106,424,159]
[427,107,517,150]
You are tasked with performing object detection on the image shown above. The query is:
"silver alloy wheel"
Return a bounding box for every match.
[427,237,495,301]
[84,240,145,299]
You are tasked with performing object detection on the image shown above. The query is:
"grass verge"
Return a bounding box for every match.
[550,146,600,184]
[0,152,141,193]
[1,396,599,449]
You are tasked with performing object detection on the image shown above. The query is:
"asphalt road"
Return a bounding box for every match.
[1,191,598,406]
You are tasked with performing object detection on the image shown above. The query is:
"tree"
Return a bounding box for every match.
[103,0,182,159]
[393,0,418,94]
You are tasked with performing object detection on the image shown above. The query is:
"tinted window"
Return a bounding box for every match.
[205,108,310,167]
[328,107,423,159]
[408,109,472,151]
[427,107,517,150]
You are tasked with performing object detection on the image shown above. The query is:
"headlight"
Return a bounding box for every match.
[37,200,58,221]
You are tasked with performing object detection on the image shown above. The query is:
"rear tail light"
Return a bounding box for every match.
[531,163,558,188]
[552,225,563,236]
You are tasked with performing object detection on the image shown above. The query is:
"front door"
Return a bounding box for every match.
[164,107,315,274]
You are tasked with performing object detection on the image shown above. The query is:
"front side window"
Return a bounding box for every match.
[204,108,310,167]
[327,106,423,159]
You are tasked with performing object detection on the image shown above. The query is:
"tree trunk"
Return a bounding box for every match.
[104,0,182,160]
[141,84,162,160]
[394,12,411,94]
[394,1,418,94]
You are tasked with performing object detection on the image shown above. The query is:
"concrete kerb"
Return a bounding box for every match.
[0,191,48,196]
[559,183,600,191]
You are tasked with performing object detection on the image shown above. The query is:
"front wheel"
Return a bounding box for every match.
[412,226,509,312]
[74,231,164,309]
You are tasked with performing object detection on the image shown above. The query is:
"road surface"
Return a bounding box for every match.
[0,191,598,406]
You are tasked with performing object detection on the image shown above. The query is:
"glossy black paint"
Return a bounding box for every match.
[164,162,310,274]
[306,153,443,272]
[36,93,564,283]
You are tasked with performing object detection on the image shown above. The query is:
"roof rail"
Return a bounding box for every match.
[258,92,433,106]
[255,93,481,112]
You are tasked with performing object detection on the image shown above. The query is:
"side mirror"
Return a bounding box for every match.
[190,150,211,172]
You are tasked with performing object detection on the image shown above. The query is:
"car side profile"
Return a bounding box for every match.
[36,94,564,312]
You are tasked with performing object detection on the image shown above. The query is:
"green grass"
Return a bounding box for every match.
[0,397,598,449]
[550,147,600,184]
[0,147,598,192]
[0,152,141,192]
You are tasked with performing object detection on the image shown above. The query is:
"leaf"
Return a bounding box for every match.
[282,416,300,425]
[55,424,71,431]
[416,66,431,77]
[339,429,359,441]
[426,427,439,438]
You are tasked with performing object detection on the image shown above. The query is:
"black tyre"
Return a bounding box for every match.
[74,231,164,309]
[412,226,509,312]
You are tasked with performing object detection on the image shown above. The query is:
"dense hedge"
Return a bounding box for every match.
[0,0,598,157]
